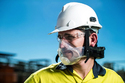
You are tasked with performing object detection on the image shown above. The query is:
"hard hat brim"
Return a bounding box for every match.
[49,26,76,35]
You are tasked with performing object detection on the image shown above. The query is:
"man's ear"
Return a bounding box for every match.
[89,33,98,47]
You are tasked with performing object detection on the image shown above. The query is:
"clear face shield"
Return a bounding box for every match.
[58,40,86,65]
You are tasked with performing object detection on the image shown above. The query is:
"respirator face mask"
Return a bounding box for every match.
[56,29,105,65]
[58,40,86,65]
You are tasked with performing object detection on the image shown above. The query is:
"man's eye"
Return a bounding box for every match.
[58,35,62,39]
[65,35,75,40]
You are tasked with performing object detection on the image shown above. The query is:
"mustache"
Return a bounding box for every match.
[61,47,71,51]
[61,47,73,53]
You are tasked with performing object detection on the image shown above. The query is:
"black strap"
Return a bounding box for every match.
[84,29,90,63]
[55,54,59,63]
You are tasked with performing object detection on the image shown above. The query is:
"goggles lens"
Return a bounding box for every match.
[58,33,84,42]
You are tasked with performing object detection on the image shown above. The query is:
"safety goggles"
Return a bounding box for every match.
[57,33,85,42]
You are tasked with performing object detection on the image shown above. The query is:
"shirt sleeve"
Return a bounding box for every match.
[107,69,124,83]
[114,73,124,83]
[24,74,39,83]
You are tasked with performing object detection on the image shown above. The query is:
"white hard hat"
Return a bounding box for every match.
[49,2,102,34]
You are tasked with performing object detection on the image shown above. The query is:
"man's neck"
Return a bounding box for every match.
[72,58,94,79]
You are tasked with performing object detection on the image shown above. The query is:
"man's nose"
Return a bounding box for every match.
[59,40,68,48]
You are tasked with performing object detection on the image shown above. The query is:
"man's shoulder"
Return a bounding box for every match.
[104,67,118,75]
[33,63,60,75]
[24,63,62,83]
[104,67,124,82]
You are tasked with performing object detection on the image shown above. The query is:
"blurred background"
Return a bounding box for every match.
[0,0,125,83]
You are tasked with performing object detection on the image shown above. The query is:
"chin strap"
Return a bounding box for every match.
[84,29,105,63]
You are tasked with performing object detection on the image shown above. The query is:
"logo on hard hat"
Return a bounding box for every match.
[90,17,96,22]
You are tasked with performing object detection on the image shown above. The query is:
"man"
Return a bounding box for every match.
[25,2,124,83]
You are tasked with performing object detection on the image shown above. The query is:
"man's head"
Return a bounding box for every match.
[57,27,98,65]
[49,2,103,65]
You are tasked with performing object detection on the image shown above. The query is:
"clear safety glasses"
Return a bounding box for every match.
[57,33,85,42]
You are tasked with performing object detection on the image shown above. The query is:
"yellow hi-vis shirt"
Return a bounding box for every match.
[25,62,124,83]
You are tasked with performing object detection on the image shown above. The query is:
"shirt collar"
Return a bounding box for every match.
[55,61,106,78]
[93,61,106,78]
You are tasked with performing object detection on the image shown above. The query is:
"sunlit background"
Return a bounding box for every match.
[0,0,125,82]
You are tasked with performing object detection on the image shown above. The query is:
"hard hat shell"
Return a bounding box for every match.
[49,2,102,34]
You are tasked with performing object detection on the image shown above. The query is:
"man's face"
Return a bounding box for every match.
[58,29,85,60]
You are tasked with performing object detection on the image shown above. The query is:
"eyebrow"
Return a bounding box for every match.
[58,33,71,36]
[64,33,71,36]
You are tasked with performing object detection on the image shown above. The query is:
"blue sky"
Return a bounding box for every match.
[0,0,125,68]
